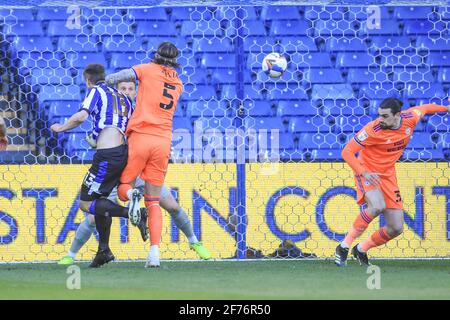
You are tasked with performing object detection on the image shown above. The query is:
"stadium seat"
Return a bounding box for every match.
[347,69,373,83]
[192,38,233,52]
[427,114,450,132]
[310,149,343,160]
[36,7,73,20]
[243,37,277,53]
[358,84,399,99]
[298,132,345,149]
[0,8,34,21]
[125,7,168,21]
[311,84,355,100]
[440,133,450,148]
[369,36,411,51]
[103,37,143,52]
[245,101,273,116]
[394,6,433,19]
[428,52,450,67]
[186,100,228,117]
[67,52,107,69]
[290,52,333,68]
[39,85,81,104]
[110,53,142,70]
[181,20,222,37]
[304,6,348,20]
[245,117,285,132]
[437,68,450,83]
[270,20,310,36]
[277,101,319,117]
[227,20,267,37]
[170,6,213,21]
[335,115,372,133]
[290,116,333,133]
[195,117,233,132]
[137,21,177,37]
[58,36,98,52]
[6,21,43,36]
[47,21,88,36]
[221,85,262,100]
[314,20,360,37]
[180,68,209,85]
[47,100,81,120]
[348,6,391,20]
[303,69,344,84]
[88,8,124,21]
[322,99,366,116]
[201,53,235,68]
[260,5,301,20]
[403,20,442,35]
[437,7,450,20]
[182,85,216,100]
[13,36,53,52]
[91,21,134,36]
[406,83,446,99]
[215,6,258,21]
[65,133,91,155]
[268,86,309,101]
[401,149,445,161]
[326,38,367,52]
[211,69,238,84]
[74,150,96,161]
[260,132,296,151]
[360,20,401,35]
[380,53,424,67]
[173,117,193,132]
[279,36,317,52]
[407,132,435,149]
[336,52,374,68]
[18,51,65,70]
[31,68,73,85]
[393,68,434,84]
[416,36,449,51]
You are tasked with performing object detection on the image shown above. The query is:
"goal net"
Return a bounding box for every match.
[0,1,449,262]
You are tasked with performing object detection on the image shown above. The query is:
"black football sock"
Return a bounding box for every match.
[90,198,128,218]
[95,214,112,251]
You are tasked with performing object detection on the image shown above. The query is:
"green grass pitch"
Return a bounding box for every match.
[0,260,449,300]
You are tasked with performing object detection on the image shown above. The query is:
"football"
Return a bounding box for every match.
[261,52,287,78]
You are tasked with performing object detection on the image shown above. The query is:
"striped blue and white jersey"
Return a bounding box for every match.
[79,82,134,141]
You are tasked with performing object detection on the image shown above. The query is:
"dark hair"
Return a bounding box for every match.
[152,42,180,68]
[379,97,403,115]
[83,63,105,84]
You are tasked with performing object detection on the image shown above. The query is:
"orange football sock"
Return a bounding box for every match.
[360,227,393,252]
[342,209,374,248]
[145,195,162,246]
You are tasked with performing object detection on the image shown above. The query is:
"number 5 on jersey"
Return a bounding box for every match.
[160,82,176,110]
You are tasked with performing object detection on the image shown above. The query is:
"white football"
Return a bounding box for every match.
[262,52,287,78]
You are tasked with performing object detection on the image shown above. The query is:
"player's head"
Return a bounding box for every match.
[83,64,106,88]
[153,42,180,69]
[378,97,403,129]
[117,81,137,100]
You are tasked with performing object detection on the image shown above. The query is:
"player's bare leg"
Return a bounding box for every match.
[144,183,163,268]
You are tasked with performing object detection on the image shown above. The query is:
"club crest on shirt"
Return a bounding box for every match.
[406,128,411,135]
[413,109,422,117]
[357,130,369,141]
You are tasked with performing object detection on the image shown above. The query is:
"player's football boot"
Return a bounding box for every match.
[89,248,115,268]
[190,242,212,260]
[57,255,74,266]
[334,244,349,267]
[352,244,370,266]
[137,208,149,242]
[145,247,160,268]
[128,188,142,226]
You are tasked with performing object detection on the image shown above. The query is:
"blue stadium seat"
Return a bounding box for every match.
[36,7,72,20]
[261,132,296,150]
[182,85,216,100]
[216,6,258,20]
[181,20,222,37]
[299,132,345,149]
[57,116,93,133]
[13,36,53,52]
[88,9,124,21]
[358,84,398,99]
[348,6,391,20]
[394,6,433,19]
[137,21,177,37]
[335,115,372,133]
[193,38,233,52]
[74,150,95,161]
[380,53,424,67]
[103,37,143,52]
[437,7,450,20]
[290,52,333,68]
[336,52,374,68]
[110,53,142,70]
[437,68,450,83]
[180,68,208,84]
[290,116,333,133]
[270,20,310,36]
[407,132,435,149]
[147,37,187,51]
[170,7,213,21]
[311,149,342,160]
[393,68,434,83]
[406,83,446,99]
[369,36,411,51]
[326,38,367,52]
[173,117,193,132]
[311,84,355,100]
[221,85,262,100]
[428,52,450,67]
[39,85,81,104]
[67,52,107,69]
[186,100,228,117]
[6,21,43,36]
[201,53,235,68]
[58,36,98,52]
[65,133,92,155]
[440,133,450,148]
[347,69,373,83]
[47,21,88,36]
[304,6,347,20]
[31,67,73,85]
[245,117,285,132]
[268,86,309,100]
[360,20,401,35]
[246,53,266,70]
[0,8,34,21]
[279,37,317,52]
[227,20,267,37]
[404,20,442,35]
[194,117,233,132]
[125,8,168,21]
[427,114,450,132]
[277,101,319,117]
[48,100,81,120]
[416,36,449,51]
[303,69,344,84]
[91,21,134,36]
[210,69,237,84]
[322,99,366,116]
[260,5,301,20]
[245,101,273,116]
[19,51,64,70]
[243,37,277,53]
[314,20,360,37]
[401,149,445,161]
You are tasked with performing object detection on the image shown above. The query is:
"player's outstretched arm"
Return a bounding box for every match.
[0,116,7,150]
[50,110,89,133]
[412,99,450,116]
[105,69,136,87]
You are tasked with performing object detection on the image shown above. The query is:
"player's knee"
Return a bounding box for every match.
[372,203,386,215]
[388,224,404,237]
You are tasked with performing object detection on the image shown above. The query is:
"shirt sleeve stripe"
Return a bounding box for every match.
[353,136,365,147]
[81,88,98,113]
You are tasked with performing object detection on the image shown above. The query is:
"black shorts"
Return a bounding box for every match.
[80,144,128,202]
